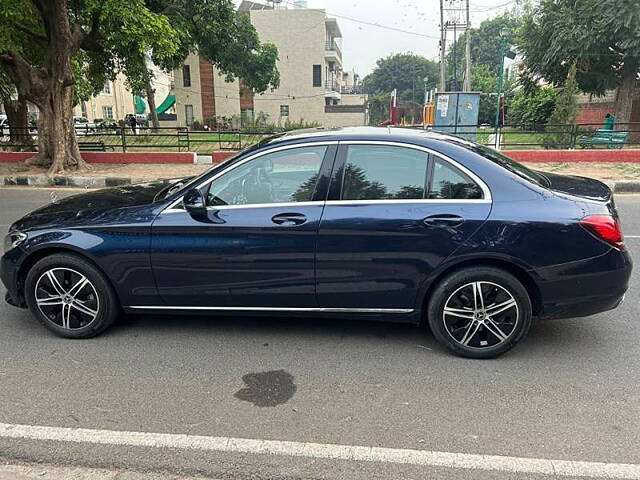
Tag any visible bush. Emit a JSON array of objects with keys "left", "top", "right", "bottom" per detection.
[
  {"left": 508, "top": 86, "right": 557, "bottom": 127},
  {"left": 280, "top": 118, "right": 321, "bottom": 131},
  {"left": 190, "top": 120, "right": 202, "bottom": 131}
]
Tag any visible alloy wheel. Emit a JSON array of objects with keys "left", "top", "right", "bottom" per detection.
[
  {"left": 34, "top": 267, "right": 100, "bottom": 330},
  {"left": 442, "top": 281, "right": 519, "bottom": 350}
]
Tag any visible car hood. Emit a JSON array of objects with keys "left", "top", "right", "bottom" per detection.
[
  {"left": 541, "top": 171, "right": 612, "bottom": 202},
  {"left": 11, "top": 181, "right": 172, "bottom": 231}
]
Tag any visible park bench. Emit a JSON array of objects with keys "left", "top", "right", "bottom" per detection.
[
  {"left": 577, "top": 129, "right": 628, "bottom": 149},
  {"left": 78, "top": 141, "right": 113, "bottom": 152}
]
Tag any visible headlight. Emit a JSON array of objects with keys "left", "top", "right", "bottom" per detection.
[{"left": 3, "top": 231, "right": 27, "bottom": 253}]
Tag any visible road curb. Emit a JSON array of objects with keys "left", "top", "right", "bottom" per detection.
[
  {"left": 3, "top": 174, "right": 640, "bottom": 193},
  {"left": 613, "top": 181, "right": 640, "bottom": 193},
  {"left": 1, "top": 175, "right": 173, "bottom": 188}
]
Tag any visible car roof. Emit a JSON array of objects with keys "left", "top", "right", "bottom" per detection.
[{"left": 265, "top": 126, "right": 477, "bottom": 150}]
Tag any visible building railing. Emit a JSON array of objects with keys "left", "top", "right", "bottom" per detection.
[
  {"left": 324, "top": 80, "right": 341, "bottom": 94},
  {"left": 341, "top": 85, "right": 365, "bottom": 95},
  {"left": 324, "top": 40, "right": 342, "bottom": 59}
]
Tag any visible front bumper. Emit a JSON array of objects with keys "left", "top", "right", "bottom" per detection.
[
  {"left": 535, "top": 248, "right": 632, "bottom": 320},
  {"left": 1, "top": 248, "right": 27, "bottom": 309}
]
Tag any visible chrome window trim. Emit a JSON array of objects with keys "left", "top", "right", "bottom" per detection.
[
  {"left": 162, "top": 200, "right": 324, "bottom": 214},
  {"left": 127, "top": 306, "right": 414, "bottom": 314},
  {"left": 324, "top": 199, "right": 491, "bottom": 205},
  {"left": 162, "top": 142, "right": 339, "bottom": 213},
  {"left": 338, "top": 140, "right": 492, "bottom": 203}
]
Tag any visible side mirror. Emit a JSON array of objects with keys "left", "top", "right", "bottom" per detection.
[{"left": 183, "top": 188, "right": 207, "bottom": 217}]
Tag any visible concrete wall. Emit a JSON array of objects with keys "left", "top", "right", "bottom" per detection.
[
  {"left": 249, "top": 9, "right": 328, "bottom": 125},
  {"left": 213, "top": 67, "right": 241, "bottom": 119},
  {"left": 174, "top": 53, "right": 203, "bottom": 126}
]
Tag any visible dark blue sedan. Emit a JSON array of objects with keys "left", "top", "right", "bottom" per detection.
[{"left": 1, "top": 127, "right": 632, "bottom": 357}]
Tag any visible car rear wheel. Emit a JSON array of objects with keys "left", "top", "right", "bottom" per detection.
[
  {"left": 427, "top": 266, "right": 532, "bottom": 358},
  {"left": 25, "top": 254, "right": 119, "bottom": 338}
]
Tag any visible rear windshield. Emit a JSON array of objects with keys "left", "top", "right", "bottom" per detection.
[{"left": 471, "top": 144, "right": 549, "bottom": 187}]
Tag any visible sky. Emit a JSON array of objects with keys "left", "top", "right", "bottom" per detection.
[{"left": 234, "top": 0, "right": 521, "bottom": 76}]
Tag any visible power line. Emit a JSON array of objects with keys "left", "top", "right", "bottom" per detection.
[{"left": 324, "top": 12, "right": 441, "bottom": 40}]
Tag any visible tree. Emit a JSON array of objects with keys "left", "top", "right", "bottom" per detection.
[
  {"left": 140, "top": 2, "right": 280, "bottom": 130},
  {"left": 543, "top": 64, "right": 579, "bottom": 149},
  {"left": 518, "top": 0, "right": 640, "bottom": 126},
  {"left": 508, "top": 85, "right": 557, "bottom": 127},
  {"left": 470, "top": 65, "right": 498, "bottom": 126},
  {"left": 0, "top": 70, "right": 33, "bottom": 151},
  {"left": 0, "top": 0, "right": 279, "bottom": 173},
  {"left": 364, "top": 54, "right": 438, "bottom": 103},
  {"left": 366, "top": 94, "right": 390, "bottom": 126}
]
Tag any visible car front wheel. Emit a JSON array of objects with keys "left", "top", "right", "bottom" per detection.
[
  {"left": 24, "top": 253, "right": 119, "bottom": 338},
  {"left": 427, "top": 266, "right": 532, "bottom": 358}
]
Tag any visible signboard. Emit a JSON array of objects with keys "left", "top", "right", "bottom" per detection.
[{"left": 437, "top": 95, "right": 449, "bottom": 118}]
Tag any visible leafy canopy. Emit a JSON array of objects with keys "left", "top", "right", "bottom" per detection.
[
  {"left": 364, "top": 53, "right": 438, "bottom": 103},
  {"left": 0, "top": 0, "right": 279, "bottom": 102},
  {"left": 518, "top": 0, "right": 640, "bottom": 95}
]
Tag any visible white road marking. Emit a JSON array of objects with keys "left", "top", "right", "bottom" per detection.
[
  {"left": 1, "top": 422, "right": 639, "bottom": 479},
  {"left": 625, "top": 235, "right": 640, "bottom": 239}
]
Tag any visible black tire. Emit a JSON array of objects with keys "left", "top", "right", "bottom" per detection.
[
  {"left": 24, "top": 253, "right": 120, "bottom": 338},
  {"left": 427, "top": 266, "right": 532, "bottom": 359}
]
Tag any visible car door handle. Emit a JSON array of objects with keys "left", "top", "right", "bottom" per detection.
[
  {"left": 271, "top": 213, "right": 307, "bottom": 226},
  {"left": 423, "top": 214, "right": 465, "bottom": 227}
]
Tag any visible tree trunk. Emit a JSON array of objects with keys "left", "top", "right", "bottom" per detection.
[
  {"left": 0, "top": 0, "right": 89, "bottom": 173},
  {"left": 146, "top": 82, "right": 159, "bottom": 130},
  {"left": 615, "top": 60, "right": 638, "bottom": 129},
  {"left": 3, "top": 95, "right": 33, "bottom": 151},
  {"left": 27, "top": 85, "right": 88, "bottom": 174}
]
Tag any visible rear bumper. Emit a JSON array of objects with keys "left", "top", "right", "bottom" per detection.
[{"left": 534, "top": 248, "right": 632, "bottom": 320}]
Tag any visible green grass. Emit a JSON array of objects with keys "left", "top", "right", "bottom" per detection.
[{"left": 73, "top": 130, "right": 271, "bottom": 153}]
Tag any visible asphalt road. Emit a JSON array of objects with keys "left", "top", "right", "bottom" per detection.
[{"left": 1, "top": 187, "right": 639, "bottom": 480}]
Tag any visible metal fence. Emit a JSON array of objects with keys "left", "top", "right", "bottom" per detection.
[
  {"left": 0, "top": 126, "right": 274, "bottom": 154},
  {"left": 2, "top": 123, "right": 640, "bottom": 154},
  {"left": 404, "top": 122, "right": 640, "bottom": 150}
]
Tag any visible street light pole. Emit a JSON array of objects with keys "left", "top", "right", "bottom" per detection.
[{"left": 494, "top": 26, "right": 510, "bottom": 149}]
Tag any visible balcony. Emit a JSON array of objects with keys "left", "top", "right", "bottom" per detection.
[
  {"left": 325, "top": 40, "right": 342, "bottom": 64},
  {"left": 324, "top": 80, "right": 342, "bottom": 100},
  {"left": 341, "top": 85, "right": 365, "bottom": 95}
]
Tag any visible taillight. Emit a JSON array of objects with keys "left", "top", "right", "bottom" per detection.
[{"left": 579, "top": 215, "right": 625, "bottom": 250}]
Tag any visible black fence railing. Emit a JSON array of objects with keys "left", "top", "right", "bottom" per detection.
[
  {"left": 2, "top": 123, "right": 640, "bottom": 154},
  {"left": 400, "top": 122, "right": 640, "bottom": 150},
  {"left": 0, "top": 126, "right": 275, "bottom": 154}
]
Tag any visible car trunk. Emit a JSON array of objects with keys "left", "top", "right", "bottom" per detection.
[{"left": 540, "top": 171, "right": 612, "bottom": 203}]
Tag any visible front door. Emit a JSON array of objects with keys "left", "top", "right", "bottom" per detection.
[
  {"left": 150, "top": 144, "right": 335, "bottom": 308},
  {"left": 316, "top": 143, "right": 492, "bottom": 311}
]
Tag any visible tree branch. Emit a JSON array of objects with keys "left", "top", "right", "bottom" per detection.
[
  {"left": 9, "top": 22, "right": 47, "bottom": 42},
  {"left": 78, "top": 9, "right": 103, "bottom": 52}
]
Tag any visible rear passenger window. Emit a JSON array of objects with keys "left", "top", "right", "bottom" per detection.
[
  {"left": 429, "top": 159, "right": 483, "bottom": 200},
  {"left": 341, "top": 145, "right": 429, "bottom": 200}
]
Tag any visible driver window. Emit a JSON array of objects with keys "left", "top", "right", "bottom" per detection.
[{"left": 206, "top": 146, "right": 327, "bottom": 207}]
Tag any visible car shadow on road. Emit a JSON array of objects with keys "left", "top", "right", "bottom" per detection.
[{"left": 106, "top": 311, "right": 609, "bottom": 360}]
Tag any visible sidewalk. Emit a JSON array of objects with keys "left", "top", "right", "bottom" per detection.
[
  {"left": 0, "top": 461, "right": 215, "bottom": 480},
  {"left": 1, "top": 162, "right": 640, "bottom": 192}
]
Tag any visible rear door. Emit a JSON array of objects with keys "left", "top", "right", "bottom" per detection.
[{"left": 315, "top": 142, "right": 492, "bottom": 312}]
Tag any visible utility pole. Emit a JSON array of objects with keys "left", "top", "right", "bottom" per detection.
[
  {"left": 439, "top": 0, "right": 446, "bottom": 91},
  {"left": 440, "top": 0, "right": 471, "bottom": 92},
  {"left": 463, "top": 0, "right": 472, "bottom": 91}
]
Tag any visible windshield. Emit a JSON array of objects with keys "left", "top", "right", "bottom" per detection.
[{"left": 470, "top": 144, "right": 549, "bottom": 187}]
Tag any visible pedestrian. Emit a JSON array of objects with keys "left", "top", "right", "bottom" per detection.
[{"left": 129, "top": 115, "right": 137, "bottom": 135}]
